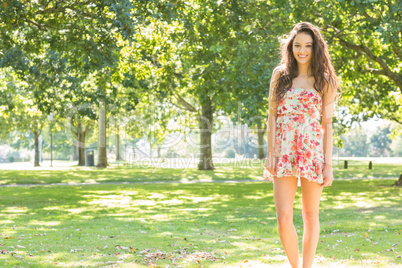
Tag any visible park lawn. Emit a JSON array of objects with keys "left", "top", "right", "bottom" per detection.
[
  {"left": 0, "top": 160, "right": 399, "bottom": 185},
  {"left": 0, "top": 179, "right": 401, "bottom": 267}
]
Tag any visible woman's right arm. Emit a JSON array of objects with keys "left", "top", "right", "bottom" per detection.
[{"left": 265, "top": 68, "right": 280, "bottom": 171}]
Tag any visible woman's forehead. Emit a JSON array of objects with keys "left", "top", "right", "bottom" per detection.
[{"left": 294, "top": 33, "right": 313, "bottom": 43}]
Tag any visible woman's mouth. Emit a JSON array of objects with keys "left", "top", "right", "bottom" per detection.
[{"left": 299, "top": 55, "right": 307, "bottom": 58}]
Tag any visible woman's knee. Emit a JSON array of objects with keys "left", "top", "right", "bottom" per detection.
[
  {"left": 302, "top": 211, "right": 319, "bottom": 225},
  {"left": 276, "top": 211, "right": 293, "bottom": 226}
]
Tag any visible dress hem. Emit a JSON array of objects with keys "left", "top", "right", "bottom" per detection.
[{"left": 263, "top": 168, "right": 323, "bottom": 184}]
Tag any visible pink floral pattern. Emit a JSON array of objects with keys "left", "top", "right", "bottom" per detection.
[{"left": 263, "top": 87, "right": 325, "bottom": 184}]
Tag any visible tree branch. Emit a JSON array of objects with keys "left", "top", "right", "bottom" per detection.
[
  {"left": 359, "top": 67, "right": 387, "bottom": 76},
  {"left": 36, "top": 5, "right": 96, "bottom": 19},
  {"left": 172, "top": 91, "right": 197, "bottom": 112},
  {"left": 168, "top": 99, "right": 190, "bottom": 111},
  {"left": 35, "top": 1, "right": 94, "bottom": 16},
  {"left": 16, "top": 1, "right": 97, "bottom": 31},
  {"left": 387, "top": 0, "right": 394, "bottom": 20},
  {"left": 70, "top": 117, "right": 78, "bottom": 136},
  {"left": 328, "top": 25, "right": 402, "bottom": 89},
  {"left": 392, "top": 46, "right": 402, "bottom": 59},
  {"left": 23, "top": 19, "right": 48, "bottom": 30},
  {"left": 388, "top": 115, "right": 402, "bottom": 125},
  {"left": 84, "top": 122, "right": 93, "bottom": 134}
]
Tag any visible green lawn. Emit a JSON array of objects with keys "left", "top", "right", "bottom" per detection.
[
  {"left": 0, "top": 178, "right": 401, "bottom": 267},
  {"left": 0, "top": 159, "right": 399, "bottom": 185}
]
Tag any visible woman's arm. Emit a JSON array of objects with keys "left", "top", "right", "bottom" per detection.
[
  {"left": 266, "top": 68, "right": 280, "bottom": 157},
  {"left": 321, "top": 79, "right": 338, "bottom": 167}
]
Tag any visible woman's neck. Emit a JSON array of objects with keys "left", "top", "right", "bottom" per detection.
[{"left": 297, "top": 64, "right": 312, "bottom": 77}]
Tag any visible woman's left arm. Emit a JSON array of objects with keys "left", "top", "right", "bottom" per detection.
[{"left": 320, "top": 80, "right": 338, "bottom": 187}]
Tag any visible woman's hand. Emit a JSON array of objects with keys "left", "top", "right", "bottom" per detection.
[
  {"left": 264, "top": 152, "right": 277, "bottom": 176},
  {"left": 320, "top": 163, "right": 333, "bottom": 187}
]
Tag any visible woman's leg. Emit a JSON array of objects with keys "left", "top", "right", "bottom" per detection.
[
  {"left": 273, "top": 176, "right": 300, "bottom": 268},
  {"left": 300, "top": 177, "right": 324, "bottom": 268}
]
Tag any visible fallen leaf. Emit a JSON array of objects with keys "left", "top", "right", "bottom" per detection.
[{"left": 364, "top": 232, "right": 369, "bottom": 237}]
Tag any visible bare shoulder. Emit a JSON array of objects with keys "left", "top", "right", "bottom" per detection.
[
  {"left": 270, "top": 66, "right": 283, "bottom": 89},
  {"left": 272, "top": 66, "right": 282, "bottom": 81}
]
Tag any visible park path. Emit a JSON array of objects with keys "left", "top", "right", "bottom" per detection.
[
  {"left": 0, "top": 176, "right": 397, "bottom": 188},
  {"left": 0, "top": 179, "right": 260, "bottom": 188}
]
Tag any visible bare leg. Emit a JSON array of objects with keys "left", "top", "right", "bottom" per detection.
[
  {"left": 273, "top": 176, "right": 301, "bottom": 268},
  {"left": 300, "top": 177, "right": 324, "bottom": 268}
]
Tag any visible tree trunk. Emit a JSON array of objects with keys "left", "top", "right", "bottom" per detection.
[
  {"left": 72, "top": 144, "right": 79, "bottom": 161},
  {"left": 116, "top": 118, "right": 122, "bottom": 161},
  {"left": 116, "top": 132, "right": 122, "bottom": 160},
  {"left": 33, "top": 131, "right": 40, "bottom": 167},
  {"left": 197, "top": 94, "right": 215, "bottom": 170},
  {"left": 98, "top": 102, "right": 108, "bottom": 167},
  {"left": 73, "top": 119, "right": 92, "bottom": 166},
  {"left": 257, "top": 121, "right": 266, "bottom": 159},
  {"left": 77, "top": 121, "right": 83, "bottom": 166},
  {"left": 245, "top": 126, "right": 249, "bottom": 157},
  {"left": 393, "top": 174, "right": 402, "bottom": 186},
  {"left": 240, "top": 124, "right": 245, "bottom": 155},
  {"left": 78, "top": 132, "right": 87, "bottom": 166}
]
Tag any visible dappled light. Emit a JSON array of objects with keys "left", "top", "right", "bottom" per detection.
[
  {"left": 0, "top": 177, "right": 401, "bottom": 266},
  {"left": 0, "top": 159, "right": 400, "bottom": 188},
  {"left": 0, "top": 0, "right": 401, "bottom": 265}
]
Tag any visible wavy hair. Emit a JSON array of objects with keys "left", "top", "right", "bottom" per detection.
[{"left": 273, "top": 22, "right": 342, "bottom": 105}]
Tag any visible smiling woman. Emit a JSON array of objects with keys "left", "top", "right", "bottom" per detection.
[
  {"left": 263, "top": 21, "right": 343, "bottom": 268},
  {"left": 293, "top": 34, "right": 313, "bottom": 63}
]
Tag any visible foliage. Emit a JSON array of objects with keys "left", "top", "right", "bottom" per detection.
[
  {"left": 368, "top": 124, "right": 392, "bottom": 157},
  {"left": 300, "top": 0, "right": 401, "bottom": 124}
]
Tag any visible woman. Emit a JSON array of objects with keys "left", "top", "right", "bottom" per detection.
[{"left": 263, "top": 22, "right": 342, "bottom": 268}]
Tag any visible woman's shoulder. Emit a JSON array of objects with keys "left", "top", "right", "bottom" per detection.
[
  {"left": 273, "top": 65, "right": 286, "bottom": 75},
  {"left": 272, "top": 65, "right": 286, "bottom": 82}
]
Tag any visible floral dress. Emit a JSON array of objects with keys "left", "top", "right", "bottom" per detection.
[{"left": 263, "top": 87, "right": 325, "bottom": 184}]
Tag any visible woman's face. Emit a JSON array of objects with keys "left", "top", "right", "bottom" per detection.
[{"left": 292, "top": 32, "right": 313, "bottom": 65}]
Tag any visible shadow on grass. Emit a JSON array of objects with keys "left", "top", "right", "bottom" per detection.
[{"left": 0, "top": 179, "right": 401, "bottom": 267}]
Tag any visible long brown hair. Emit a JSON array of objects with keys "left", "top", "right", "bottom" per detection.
[{"left": 273, "top": 22, "right": 342, "bottom": 105}]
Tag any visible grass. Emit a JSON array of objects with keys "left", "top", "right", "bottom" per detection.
[
  {"left": 0, "top": 159, "right": 400, "bottom": 185},
  {"left": 0, "top": 178, "right": 401, "bottom": 267}
]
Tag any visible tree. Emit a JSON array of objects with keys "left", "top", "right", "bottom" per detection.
[
  {"left": 368, "top": 124, "right": 392, "bottom": 157},
  {"left": 222, "top": 1, "right": 293, "bottom": 159},
  {"left": 340, "top": 126, "right": 369, "bottom": 157},
  {"left": 389, "top": 122, "right": 402, "bottom": 156},
  {"left": 295, "top": 0, "right": 401, "bottom": 125},
  {"left": 0, "top": 67, "right": 48, "bottom": 166},
  {"left": 10, "top": 97, "right": 47, "bottom": 167},
  {"left": 142, "top": 1, "right": 261, "bottom": 169},
  {"left": 1, "top": 0, "right": 137, "bottom": 168}
]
